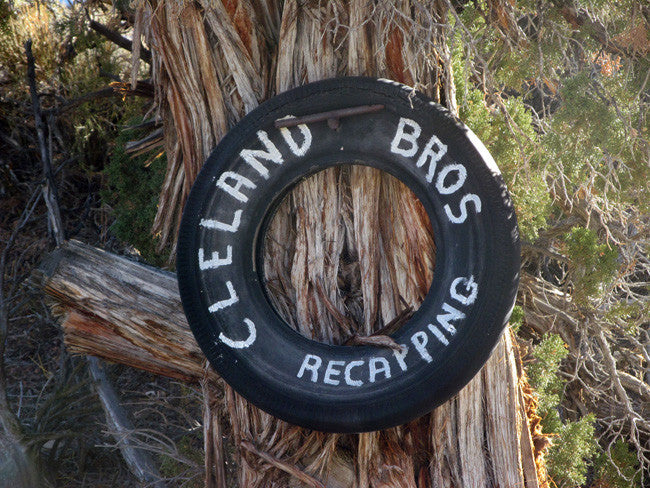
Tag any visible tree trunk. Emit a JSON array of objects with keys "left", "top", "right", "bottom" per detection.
[
  {"left": 39, "top": 240, "right": 544, "bottom": 487},
  {"left": 56, "top": 1, "right": 547, "bottom": 486}
]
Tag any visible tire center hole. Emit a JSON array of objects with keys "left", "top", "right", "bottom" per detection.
[{"left": 262, "top": 164, "right": 436, "bottom": 346}]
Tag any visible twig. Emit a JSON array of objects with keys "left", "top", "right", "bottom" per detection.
[
  {"left": 54, "top": 87, "right": 119, "bottom": 114},
  {"left": 46, "top": 83, "right": 154, "bottom": 117},
  {"left": 344, "top": 334, "right": 403, "bottom": 351},
  {"left": 595, "top": 329, "right": 641, "bottom": 422}
]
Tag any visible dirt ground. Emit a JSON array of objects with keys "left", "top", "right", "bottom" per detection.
[{"left": 1, "top": 151, "right": 206, "bottom": 487}]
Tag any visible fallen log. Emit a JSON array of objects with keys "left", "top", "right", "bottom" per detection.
[
  {"left": 36, "top": 241, "right": 204, "bottom": 383},
  {"left": 37, "top": 240, "right": 546, "bottom": 488}
]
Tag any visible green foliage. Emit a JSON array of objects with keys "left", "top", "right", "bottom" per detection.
[
  {"left": 595, "top": 440, "right": 641, "bottom": 488},
  {"left": 528, "top": 335, "right": 599, "bottom": 486},
  {"left": 0, "top": 0, "right": 146, "bottom": 171},
  {"left": 509, "top": 305, "right": 524, "bottom": 333},
  {"left": 102, "top": 123, "right": 169, "bottom": 267},
  {"left": 547, "top": 414, "right": 598, "bottom": 488},
  {"left": 0, "top": 0, "right": 13, "bottom": 32},
  {"left": 0, "top": 0, "right": 160, "bottom": 261},
  {"left": 563, "top": 227, "right": 618, "bottom": 302},
  {"left": 452, "top": 6, "right": 648, "bottom": 481},
  {"left": 541, "top": 63, "right": 649, "bottom": 202},
  {"left": 456, "top": 0, "right": 650, "bottom": 233},
  {"left": 527, "top": 334, "right": 568, "bottom": 432},
  {"left": 604, "top": 301, "right": 650, "bottom": 336},
  {"left": 452, "top": 49, "right": 551, "bottom": 241}
]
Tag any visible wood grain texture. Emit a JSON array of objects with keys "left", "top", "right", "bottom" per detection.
[{"left": 37, "top": 241, "right": 204, "bottom": 382}]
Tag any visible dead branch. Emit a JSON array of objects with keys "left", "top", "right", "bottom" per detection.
[
  {"left": 55, "top": 87, "right": 120, "bottom": 113},
  {"left": 25, "top": 39, "right": 64, "bottom": 246},
  {"left": 37, "top": 241, "right": 177, "bottom": 484},
  {"left": 89, "top": 20, "right": 152, "bottom": 64},
  {"left": 550, "top": 0, "right": 632, "bottom": 56},
  {"left": 87, "top": 356, "right": 167, "bottom": 487},
  {"left": 35, "top": 240, "right": 204, "bottom": 383},
  {"left": 28, "top": 38, "right": 165, "bottom": 480}
]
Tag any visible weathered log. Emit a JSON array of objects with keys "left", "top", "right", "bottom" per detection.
[
  {"left": 39, "top": 240, "right": 545, "bottom": 488},
  {"left": 37, "top": 241, "right": 203, "bottom": 383}
]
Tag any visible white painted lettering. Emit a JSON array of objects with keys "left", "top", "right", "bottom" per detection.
[
  {"left": 435, "top": 163, "right": 467, "bottom": 195},
  {"left": 411, "top": 331, "right": 433, "bottom": 363},
  {"left": 240, "top": 130, "right": 283, "bottom": 179},
  {"left": 198, "top": 246, "right": 233, "bottom": 270},
  {"left": 416, "top": 134, "right": 448, "bottom": 183},
  {"left": 444, "top": 194, "right": 482, "bottom": 224},
  {"left": 428, "top": 324, "right": 449, "bottom": 346},
  {"left": 344, "top": 361, "right": 364, "bottom": 387},
  {"left": 393, "top": 345, "right": 409, "bottom": 371},
  {"left": 390, "top": 118, "right": 421, "bottom": 157},
  {"left": 450, "top": 276, "right": 478, "bottom": 305},
  {"left": 200, "top": 209, "right": 242, "bottom": 233},
  {"left": 208, "top": 281, "right": 239, "bottom": 312},
  {"left": 216, "top": 171, "right": 256, "bottom": 203},
  {"left": 219, "top": 318, "right": 256, "bottom": 349},
  {"left": 369, "top": 357, "right": 391, "bottom": 382},
  {"left": 324, "top": 360, "right": 345, "bottom": 385},
  {"left": 280, "top": 123, "right": 312, "bottom": 156},
  {"left": 436, "top": 303, "right": 465, "bottom": 335},
  {"left": 297, "top": 354, "right": 322, "bottom": 382}
]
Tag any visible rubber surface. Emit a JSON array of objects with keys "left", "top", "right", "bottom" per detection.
[{"left": 176, "top": 77, "right": 520, "bottom": 433}]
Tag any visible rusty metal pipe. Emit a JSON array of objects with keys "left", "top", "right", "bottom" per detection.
[{"left": 274, "top": 104, "right": 385, "bottom": 128}]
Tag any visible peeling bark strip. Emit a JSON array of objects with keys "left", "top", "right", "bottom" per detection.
[
  {"left": 40, "top": 240, "right": 542, "bottom": 488},
  {"left": 137, "top": 0, "right": 459, "bottom": 253}
]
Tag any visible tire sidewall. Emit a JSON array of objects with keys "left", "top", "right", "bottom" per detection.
[{"left": 177, "top": 77, "right": 520, "bottom": 433}]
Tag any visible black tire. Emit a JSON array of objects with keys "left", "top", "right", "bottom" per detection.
[{"left": 177, "top": 77, "right": 520, "bottom": 433}]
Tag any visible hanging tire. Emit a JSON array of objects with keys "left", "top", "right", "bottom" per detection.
[{"left": 176, "top": 77, "right": 520, "bottom": 433}]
